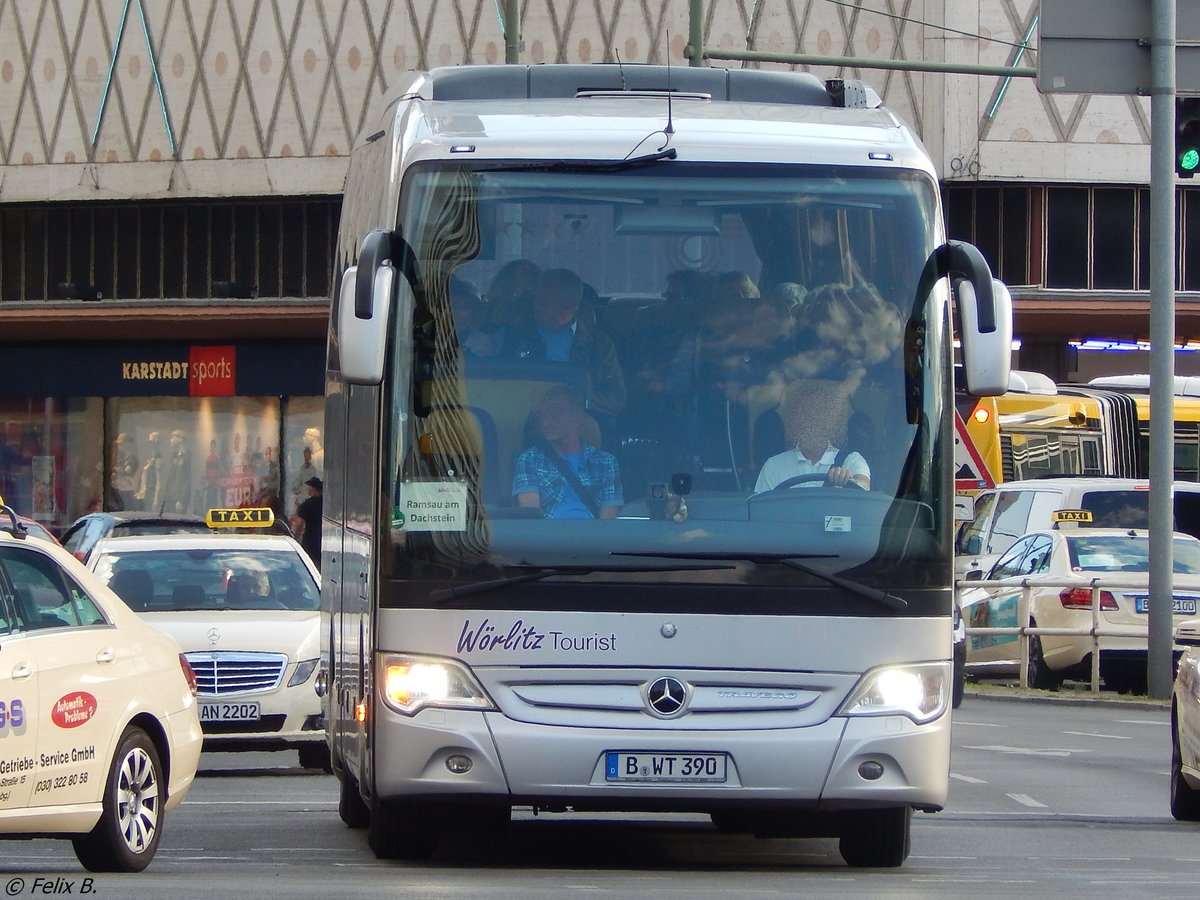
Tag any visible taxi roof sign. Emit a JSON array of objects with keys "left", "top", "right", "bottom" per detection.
[
  {"left": 205, "top": 507, "right": 275, "bottom": 528},
  {"left": 1052, "top": 509, "right": 1093, "bottom": 524}
]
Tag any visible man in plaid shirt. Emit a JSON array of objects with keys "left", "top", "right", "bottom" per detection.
[{"left": 513, "top": 385, "right": 623, "bottom": 519}]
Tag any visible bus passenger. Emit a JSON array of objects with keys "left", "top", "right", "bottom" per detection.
[
  {"left": 513, "top": 385, "right": 623, "bottom": 519},
  {"left": 484, "top": 258, "right": 541, "bottom": 327},
  {"left": 754, "top": 379, "right": 870, "bottom": 493},
  {"left": 499, "top": 268, "right": 626, "bottom": 416}
]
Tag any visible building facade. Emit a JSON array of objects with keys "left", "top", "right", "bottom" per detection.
[{"left": 0, "top": 0, "right": 1194, "bottom": 530}]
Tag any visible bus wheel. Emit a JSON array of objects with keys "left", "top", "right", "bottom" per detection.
[
  {"left": 337, "top": 765, "right": 370, "bottom": 829},
  {"left": 838, "top": 807, "right": 911, "bottom": 868},
  {"left": 368, "top": 799, "right": 438, "bottom": 860}
]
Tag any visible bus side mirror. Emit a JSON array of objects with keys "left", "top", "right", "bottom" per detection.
[
  {"left": 337, "top": 230, "right": 414, "bottom": 385},
  {"left": 956, "top": 275, "right": 1012, "bottom": 397}
]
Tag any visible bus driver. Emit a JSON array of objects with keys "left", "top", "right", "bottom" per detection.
[{"left": 754, "top": 378, "right": 870, "bottom": 493}]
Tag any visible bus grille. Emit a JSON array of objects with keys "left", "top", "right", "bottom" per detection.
[{"left": 186, "top": 652, "right": 287, "bottom": 696}]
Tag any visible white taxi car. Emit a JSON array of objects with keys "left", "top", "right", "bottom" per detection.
[
  {"left": 0, "top": 499, "right": 202, "bottom": 871},
  {"left": 87, "top": 510, "right": 327, "bottom": 769},
  {"left": 960, "top": 527, "right": 1200, "bottom": 693}
]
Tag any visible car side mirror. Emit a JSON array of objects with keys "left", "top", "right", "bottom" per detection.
[{"left": 964, "top": 569, "right": 984, "bottom": 582}]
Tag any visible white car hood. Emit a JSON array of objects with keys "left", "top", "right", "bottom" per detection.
[{"left": 140, "top": 610, "right": 319, "bottom": 659}]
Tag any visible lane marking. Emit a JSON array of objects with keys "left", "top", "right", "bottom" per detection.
[
  {"left": 182, "top": 800, "right": 339, "bottom": 806},
  {"left": 1006, "top": 793, "right": 1048, "bottom": 808},
  {"left": 1062, "top": 731, "right": 1131, "bottom": 740},
  {"left": 950, "top": 772, "right": 988, "bottom": 784},
  {"left": 949, "top": 720, "right": 1003, "bottom": 727},
  {"left": 963, "top": 744, "right": 1082, "bottom": 757}
]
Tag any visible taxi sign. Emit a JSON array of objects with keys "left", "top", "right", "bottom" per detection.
[
  {"left": 1052, "top": 509, "right": 1093, "bottom": 524},
  {"left": 205, "top": 507, "right": 275, "bottom": 528}
]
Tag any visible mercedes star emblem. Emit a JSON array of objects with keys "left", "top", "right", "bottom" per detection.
[
  {"left": 207, "top": 626, "right": 221, "bottom": 646},
  {"left": 647, "top": 676, "right": 688, "bottom": 717}
]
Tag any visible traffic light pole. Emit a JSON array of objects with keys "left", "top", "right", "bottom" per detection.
[{"left": 1148, "top": 0, "right": 1177, "bottom": 700}]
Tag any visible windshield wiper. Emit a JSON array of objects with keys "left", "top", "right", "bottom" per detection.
[
  {"left": 428, "top": 562, "right": 733, "bottom": 605},
  {"left": 611, "top": 551, "right": 908, "bottom": 611},
  {"left": 481, "top": 148, "right": 677, "bottom": 175}
]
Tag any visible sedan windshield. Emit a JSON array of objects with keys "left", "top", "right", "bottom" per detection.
[
  {"left": 1068, "top": 535, "right": 1200, "bottom": 574},
  {"left": 95, "top": 548, "right": 320, "bottom": 612}
]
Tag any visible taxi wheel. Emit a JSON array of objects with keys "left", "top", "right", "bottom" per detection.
[
  {"left": 1171, "top": 706, "right": 1200, "bottom": 821},
  {"left": 838, "top": 806, "right": 911, "bottom": 868},
  {"left": 298, "top": 743, "right": 333, "bottom": 773},
  {"left": 368, "top": 799, "right": 438, "bottom": 860},
  {"left": 72, "top": 727, "right": 165, "bottom": 873},
  {"left": 1027, "top": 626, "right": 1061, "bottom": 691}
]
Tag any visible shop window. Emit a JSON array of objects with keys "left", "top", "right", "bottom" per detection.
[
  {"left": 0, "top": 398, "right": 104, "bottom": 533},
  {"left": 107, "top": 397, "right": 283, "bottom": 516},
  {"left": 282, "top": 397, "right": 324, "bottom": 521}
]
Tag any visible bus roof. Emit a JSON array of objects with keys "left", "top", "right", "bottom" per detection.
[
  {"left": 1089, "top": 374, "right": 1200, "bottom": 397},
  {"left": 373, "top": 65, "right": 930, "bottom": 174}
]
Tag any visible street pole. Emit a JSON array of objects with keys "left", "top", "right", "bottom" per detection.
[
  {"left": 1148, "top": 0, "right": 1177, "bottom": 699},
  {"left": 687, "top": 0, "right": 704, "bottom": 66},
  {"left": 504, "top": 0, "right": 520, "bottom": 64}
]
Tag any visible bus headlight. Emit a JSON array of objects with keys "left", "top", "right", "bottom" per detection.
[
  {"left": 836, "top": 662, "right": 949, "bottom": 725},
  {"left": 377, "top": 654, "right": 496, "bottom": 716}
]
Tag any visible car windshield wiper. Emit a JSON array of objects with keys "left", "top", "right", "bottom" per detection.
[
  {"left": 428, "top": 561, "right": 732, "bottom": 605},
  {"left": 611, "top": 551, "right": 908, "bottom": 611}
]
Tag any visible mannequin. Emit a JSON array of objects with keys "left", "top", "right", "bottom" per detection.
[
  {"left": 111, "top": 432, "right": 140, "bottom": 510},
  {"left": 136, "top": 431, "right": 162, "bottom": 512},
  {"left": 303, "top": 427, "right": 324, "bottom": 471},
  {"left": 159, "top": 428, "right": 193, "bottom": 514}
]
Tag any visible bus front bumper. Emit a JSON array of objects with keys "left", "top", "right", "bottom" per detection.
[{"left": 371, "top": 707, "right": 950, "bottom": 811}]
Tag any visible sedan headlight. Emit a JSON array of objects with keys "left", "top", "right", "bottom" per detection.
[
  {"left": 836, "top": 662, "right": 949, "bottom": 725},
  {"left": 377, "top": 653, "right": 495, "bottom": 716},
  {"left": 288, "top": 658, "right": 320, "bottom": 687}
]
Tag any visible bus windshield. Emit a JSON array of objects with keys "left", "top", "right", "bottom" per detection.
[{"left": 382, "top": 161, "right": 949, "bottom": 614}]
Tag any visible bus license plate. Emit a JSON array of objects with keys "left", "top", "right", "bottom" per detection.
[
  {"left": 605, "top": 752, "right": 727, "bottom": 783},
  {"left": 199, "top": 702, "right": 260, "bottom": 722},
  {"left": 1134, "top": 597, "right": 1198, "bottom": 615}
]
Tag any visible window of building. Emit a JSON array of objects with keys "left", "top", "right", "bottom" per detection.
[
  {"left": 0, "top": 198, "right": 339, "bottom": 303},
  {"left": 945, "top": 183, "right": 1200, "bottom": 292}
]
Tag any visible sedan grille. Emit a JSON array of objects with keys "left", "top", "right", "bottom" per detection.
[{"left": 186, "top": 652, "right": 287, "bottom": 696}]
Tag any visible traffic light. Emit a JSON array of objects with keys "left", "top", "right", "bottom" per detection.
[{"left": 1177, "top": 97, "right": 1200, "bottom": 178}]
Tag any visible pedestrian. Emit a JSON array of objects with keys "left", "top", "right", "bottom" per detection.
[{"left": 295, "top": 476, "right": 323, "bottom": 569}]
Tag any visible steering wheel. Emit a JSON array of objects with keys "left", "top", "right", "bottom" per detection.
[{"left": 769, "top": 472, "right": 868, "bottom": 492}]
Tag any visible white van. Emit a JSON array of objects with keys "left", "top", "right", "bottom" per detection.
[{"left": 954, "top": 477, "right": 1200, "bottom": 579}]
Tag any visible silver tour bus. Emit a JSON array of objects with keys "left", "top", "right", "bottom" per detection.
[{"left": 320, "top": 64, "right": 1011, "bottom": 867}]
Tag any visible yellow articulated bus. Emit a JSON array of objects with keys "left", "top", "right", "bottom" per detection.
[
  {"left": 956, "top": 371, "right": 1140, "bottom": 489},
  {"left": 1089, "top": 375, "right": 1200, "bottom": 482}
]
